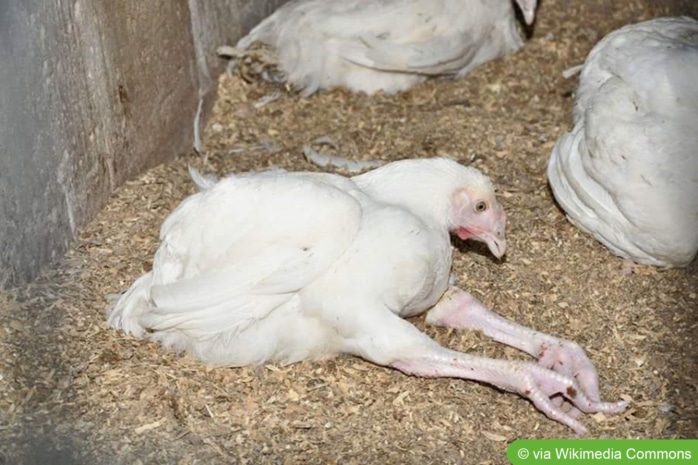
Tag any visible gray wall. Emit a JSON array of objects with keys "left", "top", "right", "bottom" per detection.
[{"left": 0, "top": 0, "right": 286, "bottom": 288}]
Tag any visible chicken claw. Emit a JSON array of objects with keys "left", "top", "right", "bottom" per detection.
[{"left": 424, "top": 287, "right": 626, "bottom": 429}]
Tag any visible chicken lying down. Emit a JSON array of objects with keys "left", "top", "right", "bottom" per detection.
[
  {"left": 548, "top": 17, "right": 698, "bottom": 267},
  {"left": 108, "top": 158, "right": 627, "bottom": 434},
  {"left": 225, "top": 0, "right": 538, "bottom": 96}
]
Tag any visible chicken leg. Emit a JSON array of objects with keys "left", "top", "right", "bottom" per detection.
[
  {"left": 344, "top": 305, "right": 628, "bottom": 434},
  {"left": 425, "top": 288, "right": 603, "bottom": 402}
]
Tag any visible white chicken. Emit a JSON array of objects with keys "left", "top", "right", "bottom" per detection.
[
  {"left": 108, "top": 158, "right": 627, "bottom": 434},
  {"left": 227, "top": 0, "right": 538, "bottom": 95},
  {"left": 548, "top": 17, "right": 698, "bottom": 267}
]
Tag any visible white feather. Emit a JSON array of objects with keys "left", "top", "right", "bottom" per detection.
[
  {"left": 302, "top": 145, "right": 383, "bottom": 173},
  {"left": 107, "top": 158, "right": 495, "bottom": 366},
  {"left": 548, "top": 17, "right": 698, "bottom": 267},
  {"left": 233, "top": 0, "right": 537, "bottom": 95},
  {"left": 188, "top": 165, "right": 218, "bottom": 191}
]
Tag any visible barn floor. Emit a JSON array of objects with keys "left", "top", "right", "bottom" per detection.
[{"left": 1, "top": 1, "right": 696, "bottom": 464}]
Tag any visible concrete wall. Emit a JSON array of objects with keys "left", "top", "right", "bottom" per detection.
[{"left": 0, "top": 0, "right": 286, "bottom": 288}]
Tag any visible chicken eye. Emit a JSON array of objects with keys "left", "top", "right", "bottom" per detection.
[{"left": 475, "top": 201, "right": 488, "bottom": 212}]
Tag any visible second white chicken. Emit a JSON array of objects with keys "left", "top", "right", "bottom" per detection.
[
  {"left": 230, "top": 0, "right": 537, "bottom": 95},
  {"left": 548, "top": 17, "right": 698, "bottom": 267}
]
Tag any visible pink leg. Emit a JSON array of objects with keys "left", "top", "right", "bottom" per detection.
[
  {"left": 391, "top": 349, "right": 626, "bottom": 435},
  {"left": 343, "top": 310, "right": 627, "bottom": 435},
  {"left": 425, "top": 288, "right": 603, "bottom": 402}
]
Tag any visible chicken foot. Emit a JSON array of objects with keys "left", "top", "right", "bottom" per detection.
[
  {"left": 418, "top": 287, "right": 627, "bottom": 429},
  {"left": 346, "top": 304, "right": 627, "bottom": 434},
  {"left": 425, "top": 288, "right": 604, "bottom": 400},
  {"left": 390, "top": 345, "right": 625, "bottom": 434}
]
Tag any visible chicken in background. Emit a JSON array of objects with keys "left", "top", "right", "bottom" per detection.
[
  {"left": 548, "top": 17, "right": 698, "bottom": 267},
  {"left": 108, "top": 158, "right": 627, "bottom": 434},
  {"left": 219, "top": 0, "right": 537, "bottom": 96}
]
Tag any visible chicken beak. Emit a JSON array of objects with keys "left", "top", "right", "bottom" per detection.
[
  {"left": 455, "top": 216, "right": 507, "bottom": 259},
  {"left": 475, "top": 207, "right": 507, "bottom": 259},
  {"left": 484, "top": 234, "right": 506, "bottom": 259},
  {"left": 485, "top": 206, "right": 507, "bottom": 258},
  {"left": 455, "top": 227, "right": 506, "bottom": 259},
  {"left": 516, "top": 0, "right": 537, "bottom": 25},
  {"left": 523, "top": 9, "right": 535, "bottom": 25}
]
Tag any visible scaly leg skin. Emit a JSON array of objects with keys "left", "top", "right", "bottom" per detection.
[
  {"left": 345, "top": 309, "right": 627, "bottom": 434},
  {"left": 424, "top": 287, "right": 616, "bottom": 417},
  {"left": 390, "top": 349, "right": 627, "bottom": 435}
]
